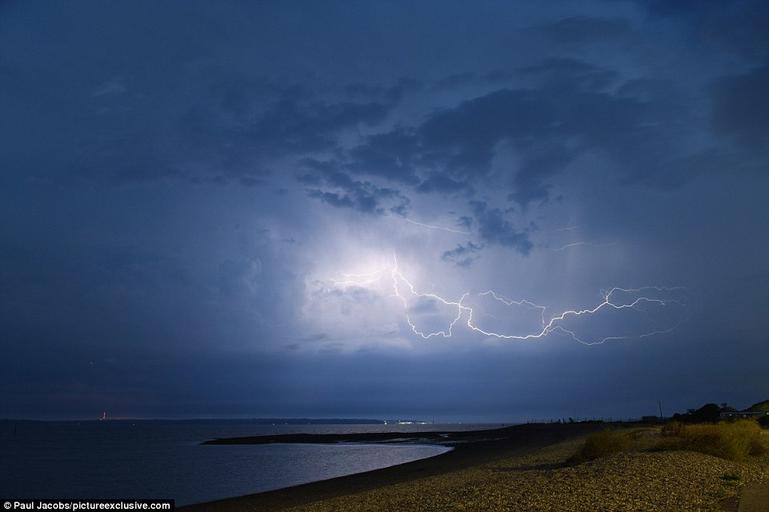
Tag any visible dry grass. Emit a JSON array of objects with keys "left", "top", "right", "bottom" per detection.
[
  {"left": 569, "top": 428, "right": 633, "bottom": 463},
  {"left": 659, "top": 420, "right": 764, "bottom": 462},
  {"left": 570, "top": 421, "right": 765, "bottom": 465},
  {"left": 661, "top": 420, "right": 685, "bottom": 437}
]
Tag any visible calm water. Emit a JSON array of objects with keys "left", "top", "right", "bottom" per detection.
[{"left": 0, "top": 421, "right": 498, "bottom": 505}]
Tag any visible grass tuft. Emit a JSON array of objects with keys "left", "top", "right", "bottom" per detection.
[{"left": 570, "top": 429, "right": 632, "bottom": 464}]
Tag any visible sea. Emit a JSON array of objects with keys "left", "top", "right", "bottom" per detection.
[{"left": 0, "top": 420, "right": 498, "bottom": 506}]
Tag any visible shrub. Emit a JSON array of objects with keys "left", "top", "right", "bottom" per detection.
[
  {"left": 660, "top": 420, "right": 763, "bottom": 461},
  {"left": 749, "top": 437, "right": 766, "bottom": 456},
  {"left": 571, "top": 429, "right": 632, "bottom": 463},
  {"left": 687, "top": 403, "right": 722, "bottom": 423},
  {"left": 661, "top": 420, "right": 684, "bottom": 437}
]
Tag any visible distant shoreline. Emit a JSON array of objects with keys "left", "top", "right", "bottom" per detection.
[
  {"left": 201, "top": 423, "right": 534, "bottom": 446},
  {"left": 183, "top": 422, "right": 602, "bottom": 511},
  {"left": 0, "top": 418, "right": 414, "bottom": 424}
]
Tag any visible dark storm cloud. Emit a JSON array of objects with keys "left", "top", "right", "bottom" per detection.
[
  {"left": 300, "top": 158, "right": 410, "bottom": 215},
  {"left": 441, "top": 242, "right": 484, "bottom": 268},
  {"left": 347, "top": 128, "right": 423, "bottom": 185},
  {"left": 517, "top": 57, "right": 618, "bottom": 90},
  {"left": 225, "top": 96, "right": 391, "bottom": 156},
  {"left": 431, "top": 72, "right": 478, "bottom": 90},
  {"left": 344, "top": 58, "right": 693, "bottom": 207},
  {"left": 416, "top": 173, "right": 469, "bottom": 194},
  {"left": 640, "top": 0, "right": 769, "bottom": 60},
  {"left": 344, "top": 78, "right": 423, "bottom": 102},
  {"left": 1, "top": 0, "right": 412, "bottom": 189},
  {"left": 307, "top": 187, "right": 407, "bottom": 216},
  {"left": 470, "top": 201, "right": 532, "bottom": 254},
  {"left": 539, "top": 16, "right": 636, "bottom": 44},
  {"left": 81, "top": 86, "right": 400, "bottom": 185},
  {"left": 711, "top": 66, "right": 769, "bottom": 150}
]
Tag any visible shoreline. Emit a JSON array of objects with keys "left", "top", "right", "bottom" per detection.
[{"left": 182, "top": 422, "right": 601, "bottom": 511}]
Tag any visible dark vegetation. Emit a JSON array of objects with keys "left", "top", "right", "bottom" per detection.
[
  {"left": 673, "top": 403, "right": 723, "bottom": 423},
  {"left": 672, "top": 400, "right": 769, "bottom": 427},
  {"left": 747, "top": 400, "right": 769, "bottom": 413},
  {"left": 748, "top": 400, "right": 769, "bottom": 428},
  {"left": 570, "top": 398, "right": 769, "bottom": 464},
  {"left": 659, "top": 420, "right": 765, "bottom": 461},
  {"left": 572, "top": 420, "right": 766, "bottom": 464},
  {"left": 568, "top": 429, "right": 633, "bottom": 464}
]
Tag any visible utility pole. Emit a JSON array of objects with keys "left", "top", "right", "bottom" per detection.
[{"left": 658, "top": 400, "right": 664, "bottom": 419}]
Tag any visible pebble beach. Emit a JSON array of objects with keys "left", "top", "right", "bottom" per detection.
[{"left": 184, "top": 424, "right": 769, "bottom": 511}]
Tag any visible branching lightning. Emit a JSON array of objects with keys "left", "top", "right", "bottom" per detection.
[{"left": 328, "top": 256, "right": 687, "bottom": 346}]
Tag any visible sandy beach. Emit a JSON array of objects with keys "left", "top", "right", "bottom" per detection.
[{"left": 182, "top": 423, "right": 769, "bottom": 511}]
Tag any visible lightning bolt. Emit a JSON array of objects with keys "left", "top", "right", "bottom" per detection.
[
  {"left": 328, "top": 256, "right": 687, "bottom": 346},
  {"left": 552, "top": 241, "right": 617, "bottom": 251},
  {"left": 403, "top": 217, "right": 471, "bottom": 235},
  {"left": 465, "top": 286, "right": 686, "bottom": 345},
  {"left": 390, "top": 257, "right": 468, "bottom": 339}
]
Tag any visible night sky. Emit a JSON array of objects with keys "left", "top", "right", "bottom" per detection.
[{"left": 2, "top": 1, "right": 768, "bottom": 421}]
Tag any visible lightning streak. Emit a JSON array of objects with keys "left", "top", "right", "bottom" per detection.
[
  {"left": 392, "top": 270, "right": 468, "bottom": 338},
  {"left": 465, "top": 287, "right": 686, "bottom": 345},
  {"left": 329, "top": 257, "right": 687, "bottom": 346},
  {"left": 552, "top": 241, "right": 617, "bottom": 251},
  {"left": 403, "top": 218, "right": 471, "bottom": 235}
]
